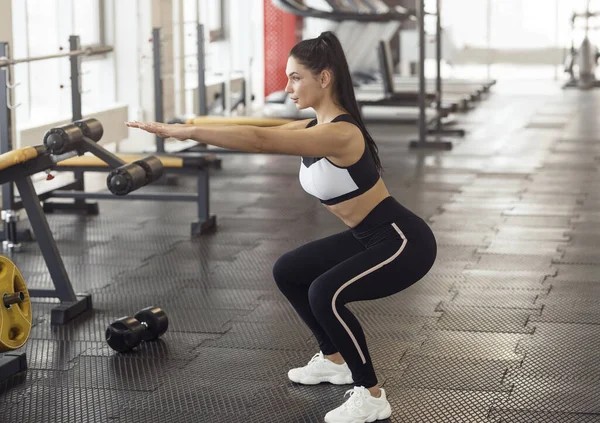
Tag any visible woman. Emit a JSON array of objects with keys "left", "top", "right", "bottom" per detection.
[{"left": 127, "top": 31, "right": 437, "bottom": 423}]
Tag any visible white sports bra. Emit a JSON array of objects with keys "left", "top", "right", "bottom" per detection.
[{"left": 299, "top": 114, "right": 380, "bottom": 206}]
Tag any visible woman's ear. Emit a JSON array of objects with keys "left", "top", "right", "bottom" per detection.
[{"left": 320, "top": 69, "right": 333, "bottom": 88}]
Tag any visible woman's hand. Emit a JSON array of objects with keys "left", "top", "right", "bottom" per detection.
[{"left": 125, "top": 121, "right": 192, "bottom": 141}]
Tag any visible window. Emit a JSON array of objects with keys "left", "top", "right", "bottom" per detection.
[
  {"left": 10, "top": 0, "right": 109, "bottom": 126},
  {"left": 199, "top": 0, "right": 225, "bottom": 42},
  {"left": 178, "top": 0, "right": 229, "bottom": 116},
  {"left": 437, "top": 0, "right": 593, "bottom": 79},
  {"left": 73, "top": 0, "right": 103, "bottom": 46}
]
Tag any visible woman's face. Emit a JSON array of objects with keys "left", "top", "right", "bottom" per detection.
[{"left": 284, "top": 56, "right": 325, "bottom": 109}]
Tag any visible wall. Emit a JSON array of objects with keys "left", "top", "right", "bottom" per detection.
[
  {"left": 104, "top": 0, "right": 172, "bottom": 152},
  {"left": 5, "top": 0, "right": 271, "bottom": 155},
  {"left": 0, "top": 0, "right": 17, "bottom": 151},
  {"left": 152, "top": 0, "right": 175, "bottom": 121},
  {"left": 229, "top": 0, "right": 265, "bottom": 110},
  {"left": 19, "top": 106, "right": 129, "bottom": 150},
  {"left": 171, "top": 0, "right": 265, "bottom": 117},
  {"left": 263, "top": 0, "right": 301, "bottom": 97}
]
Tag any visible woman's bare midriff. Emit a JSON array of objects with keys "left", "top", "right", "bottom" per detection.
[{"left": 324, "top": 178, "right": 391, "bottom": 228}]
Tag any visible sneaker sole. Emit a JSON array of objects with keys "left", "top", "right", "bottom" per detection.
[
  {"left": 288, "top": 372, "right": 354, "bottom": 385},
  {"left": 370, "top": 402, "right": 392, "bottom": 422},
  {"left": 324, "top": 401, "right": 392, "bottom": 423}
]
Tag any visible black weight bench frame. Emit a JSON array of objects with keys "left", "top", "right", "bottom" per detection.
[
  {"left": 0, "top": 352, "right": 27, "bottom": 383},
  {"left": 0, "top": 153, "right": 95, "bottom": 327},
  {"left": 0, "top": 146, "right": 215, "bottom": 332},
  {"left": 0, "top": 142, "right": 217, "bottom": 383},
  {"left": 41, "top": 154, "right": 218, "bottom": 237}
]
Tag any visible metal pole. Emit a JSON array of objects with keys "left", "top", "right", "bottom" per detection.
[
  {"left": 197, "top": 23, "right": 207, "bottom": 116},
  {"left": 153, "top": 28, "right": 165, "bottom": 153},
  {"left": 436, "top": 0, "right": 442, "bottom": 133},
  {"left": 554, "top": 0, "right": 559, "bottom": 80},
  {"left": 410, "top": 1, "right": 453, "bottom": 150},
  {"left": 197, "top": 167, "right": 209, "bottom": 222},
  {"left": 0, "top": 42, "right": 15, "bottom": 211},
  {"left": 427, "top": 0, "right": 465, "bottom": 139},
  {"left": 175, "top": 0, "right": 185, "bottom": 116},
  {"left": 486, "top": 0, "right": 492, "bottom": 80},
  {"left": 221, "top": 82, "right": 226, "bottom": 111},
  {"left": 417, "top": 0, "right": 426, "bottom": 145},
  {"left": 585, "top": 0, "right": 591, "bottom": 38},
  {"left": 15, "top": 176, "right": 78, "bottom": 303},
  {"left": 69, "top": 36, "right": 82, "bottom": 121},
  {"left": 0, "top": 46, "right": 113, "bottom": 68},
  {"left": 69, "top": 36, "right": 87, "bottom": 206},
  {"left": 0, "top": 42, "right": 33, "bottom": 242}
]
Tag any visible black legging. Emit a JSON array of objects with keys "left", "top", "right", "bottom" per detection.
[{"left": 273, "top": 196, "right": 437, "bottom": 388}]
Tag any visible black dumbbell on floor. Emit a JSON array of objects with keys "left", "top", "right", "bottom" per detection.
[{"left": 106, "top": 306, "right": 169, "bottom": 353}]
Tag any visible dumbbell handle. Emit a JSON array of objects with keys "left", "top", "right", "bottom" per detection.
[{"left": 3, "top": 292, "right": 25, "bottom": 308}]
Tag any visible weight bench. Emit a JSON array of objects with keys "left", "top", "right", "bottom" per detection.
[
  {"left": 43, "top": 153, "right": 218, "bottom": 237},
  {"left": 355, "top": 41, "right": 458, "bottom": 117},
  {"left": 0, "top": 118, "right": 212, "bottom": 326}
]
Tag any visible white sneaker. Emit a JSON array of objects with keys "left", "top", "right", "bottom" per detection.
[
  {"left": 324, "top": 386, "right": 392, "bottom": 423},
  {"left": 287, "top": 352, "right": 354, "bottom": 385}
]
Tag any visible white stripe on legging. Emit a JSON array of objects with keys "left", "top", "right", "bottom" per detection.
[{"left": 331, "top": 223, "right": 408, "bottom": 364}]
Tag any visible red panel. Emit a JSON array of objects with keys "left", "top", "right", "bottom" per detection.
[{"left": 263, "top": 1, "right": 302, "bottom": 97}]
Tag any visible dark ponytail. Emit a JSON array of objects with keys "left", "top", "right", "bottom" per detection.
[{"left": 290, "top": 31, "right": 383, "bottom": 174}]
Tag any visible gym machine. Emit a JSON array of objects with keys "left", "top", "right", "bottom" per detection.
[
  {"left": 0, "top": 255, "right": 30, "bottom": 382},
  {"left": 2, "top": 269, "right": 170, "bottom": 382},
  {"left": 1, "top": 35, "right": 220, "bottom": 240},
  {"left": 155, "top": 25, "right": 249, "bottom": 151},
  {"left": 563, "top": 1, "right": 600, "bottom": 90},
  {"left": 273, "top": 0, "right": 413, "bottom": 21},
  {"left": 327, "top": 0, "right": 467, "bottom": 146},
  {"left": 151, "top": 23, "right": 296, "bottom": 157},
  {"left": 411, "top": 0, "right": 464, "bottom": 150},
  {"left": 268, "top": 0, "right": 445, "bottom": 124},
  {"left": 0, "top": 117, "right": 163, "bottom": 328},
  {"left": 0, "top": 36, "right": 114, "bottom": 243},
  {"left": 271, "top": 0, "right": 465, "bottom": 147},
  {"left": 0, "top": 116, "right": 163, "bottom": 380}
]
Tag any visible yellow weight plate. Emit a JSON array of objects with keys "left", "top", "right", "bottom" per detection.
[{"left": 0, "top": 256, "right": 31, "bottom": 352}]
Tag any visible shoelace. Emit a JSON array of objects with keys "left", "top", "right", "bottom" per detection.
[
  {"left": 341, "top": 387, "right": 367, "bottom": 411},
  {"left": 306, "top": 352, "right": 325, "bottom": 369}
]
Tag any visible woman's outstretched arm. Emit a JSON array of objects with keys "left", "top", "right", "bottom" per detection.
[{"left": 126, "top": 120, "right": 357, "bottom": 158}]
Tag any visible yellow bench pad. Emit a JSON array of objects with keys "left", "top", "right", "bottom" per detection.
[
  {"left": 57, "top": 154, "right": 185, "bottom": 168},
  {"left": 0, "top": 147, "right": 41, "bottom": 171},
  {"left": 185, "top": 116, "right": 293, "bottom": 127}
]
